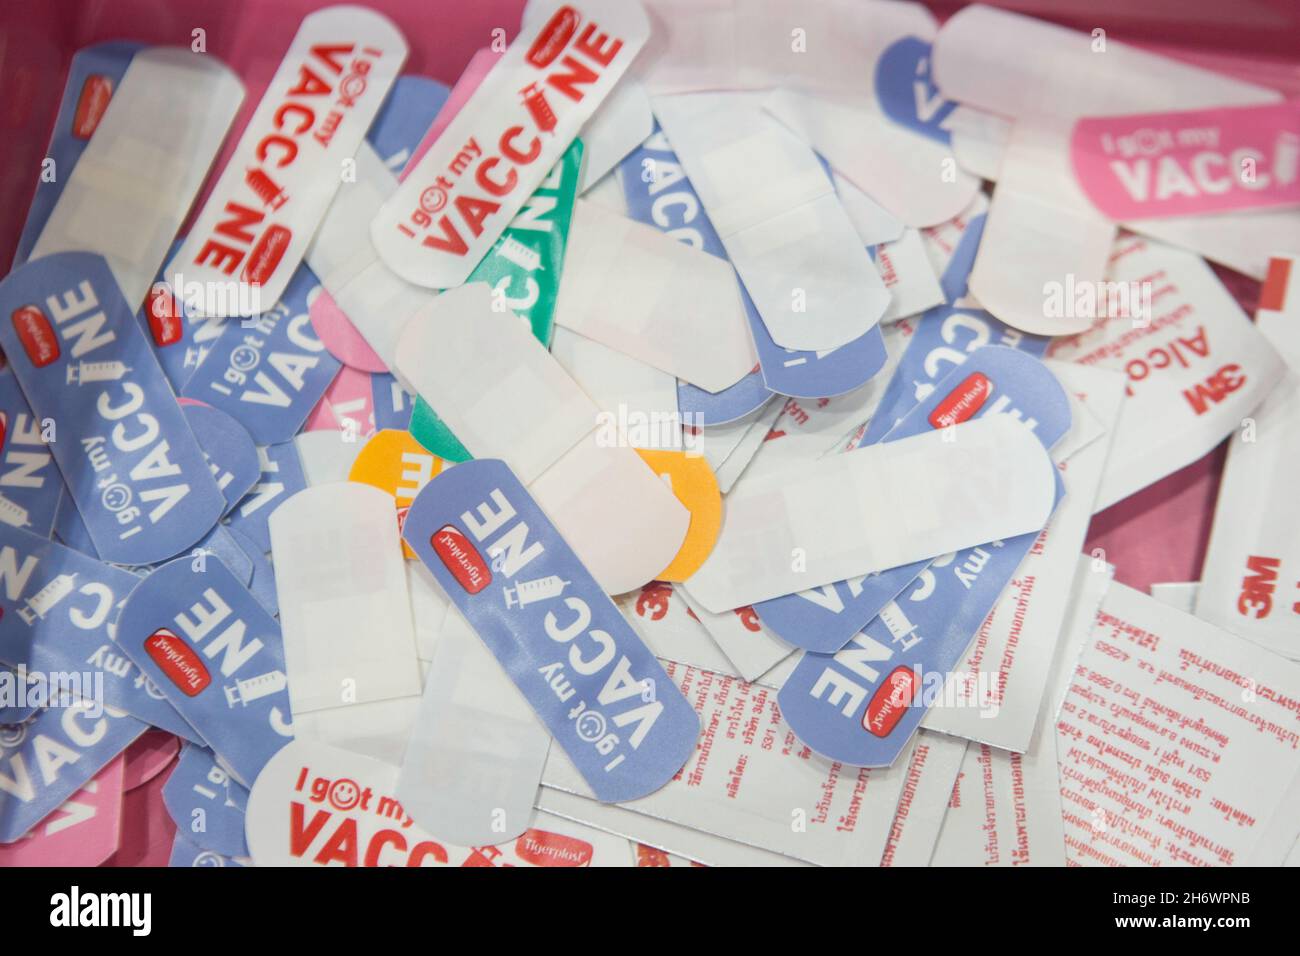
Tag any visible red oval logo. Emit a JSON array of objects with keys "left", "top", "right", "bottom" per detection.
[
  {"left": 145, "top": 627, "right": 211, "bottom": 697},
  {"left": 863, "top": 666, "right": 918, "bottom": 738},
  {"left": 430, "top": 525, "right": 492, "bottom": 594},
  {"left": 527, "top": 6, "right": 580, "bottom": 68},
  {"left": 146, "top": 285, "right": 183, "bottom": 347},
  {"left": 73, "top": 74, "right": 113, "bottom": 140},
  {"left": 928, "top": 372, "right": 993, "bottom": 429},
  {"left": 11, "top": 305, "right": 60, "bottom": 368},
  {"left": 515, "top": 830, "right": 593, "bottom": 867},
  {"left": 242, "top": 224, "right": 292, "bottom": 286}
]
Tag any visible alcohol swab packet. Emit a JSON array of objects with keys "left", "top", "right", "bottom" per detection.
[
  {"left": 929, "top": 555, "right": 1113, "bottom": 868},
  {"left": 1057, "top": 582, "right": 1300, "bottom": 867},
  {"left": 1048, "top": 235, "right": 1284, "bottom": 511},
  {"left": 538, "top": 660, "right": 917, "bottom": 867},
  {"left": 878, "top": 730, "right": 968, "bottom": 867},
  {"left": 1194, "top": 254, "right": 1300, "bottom": 658}
]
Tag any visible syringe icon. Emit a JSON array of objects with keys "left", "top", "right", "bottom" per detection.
[
  {"left": 0, "top": 493, "right": 30, "bottom": 529},
  {"left": 245, "top": 167, "right": 289, "bottom": 210},
  {"left": 504, "top": 575, "right": 569, "bottom": 609},
  {"left": 224, "top": 670, "right": 287, "bottom": 707},
  {"left": 17, "top": 573, "right": 76, "bottom": 625},
  {"left": 879, "top": 603, "right": 920, "bottom": 644},
  {"left": 497, "top": 236, "right": 542, "bottom": 274},
  {"left": 67, "top": 360, "right": 130, "bottom": 385}
]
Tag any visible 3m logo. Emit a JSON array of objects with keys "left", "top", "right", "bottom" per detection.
[
  {"left": 73, "top": 74, "right": 113, "bottom": 139},
  {"left": 514, "top": 829, "right": 593, "bottom": 867},
  {"left": 527, "top": 6, "right": 580, "bottom": 68},
  {"left": 146, "top": 285, "right": 183, "bottom": 346},
  {"left": 1183, "top": 365, "right": 1246, "bottom": 416},
  {"left": 1237, "top": 554, "right": 1281, "bottom": 619},
  {"left": 863, "top": 666, "right": 917, "bottom": 738},
  {"left": 11, "top": 306, "right": 60, "bottom": 368},
  {"left": 242, "top": 225, "right": 292, "bottom": 285},
  {"left": 144, "top": 627, "right": 211, "bottom": 696},
  {"left": 929, "top": 372, "right": 992, "bottom": 429},
  {"left": 430, "top": 525, "right": 491, "bottom": 594}
]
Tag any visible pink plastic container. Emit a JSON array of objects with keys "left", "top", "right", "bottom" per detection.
[{"left": 1, "top": 0, "right": 1297, "bottom": 866}]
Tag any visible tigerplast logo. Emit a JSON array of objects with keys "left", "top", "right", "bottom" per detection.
[
  {"left": 863, "top": 666, "right": 918, "bottom": 738},
  {"left": 144, "top": 627, "right": 211, "bottom": 696},
  {"left": 242, "top": 224, "right": 292, "bottom": 285},
  {"left": 527, "top": 5, "right": 581, "bottom": 68},
  {"left": 145, "top": 283, "right": 183, "bottom": 347},
  {"left": 515, "top": 829, "right": 593, "bottom": 867},
  {"left": 72, "top": 74, "right": 113, "bottom": 139},
  {"left": 10, "top": 305, "right": 60, "bottom": 368},
  {"left": 430, "top": 524, "right": 492, "bottom": 594},
  {"left": 928, "top": 372, "right": 993, "bottom": 429}
]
